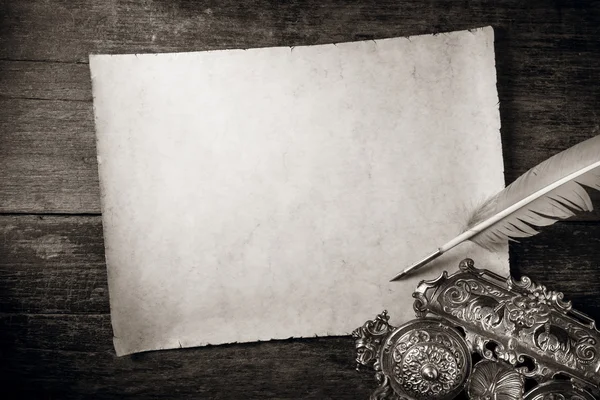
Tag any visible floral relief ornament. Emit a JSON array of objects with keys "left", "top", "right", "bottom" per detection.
[
  {"left": 398, "top": 343, "right": 460, "bottom": 397},
  {"left": 353, "top": 260, "right": 600, "bottom": 400}
]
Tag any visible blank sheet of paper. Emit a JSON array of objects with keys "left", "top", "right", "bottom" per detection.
[{"left": 90, "top": 26, "right": 508, "bottom": 356}]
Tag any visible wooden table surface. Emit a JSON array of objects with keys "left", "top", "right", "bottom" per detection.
[{"left": 1, "top": 1, "right": 599, "bottom": 398}]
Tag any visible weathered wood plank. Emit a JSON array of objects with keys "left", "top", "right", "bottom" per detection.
[
  {"left": 0, "top": 98, "right": 100, "bottom": 213},
  {"left": 1, "top": 215, "right": 599, "bottom": 399},
  {"left": 0, "top": 316, "right": 474, "bottom": 399},
  {"left": 0, "top": 313, "right": 112, "bottom": 352},
  {"left": 0, "top": 215, "right": 108, "bottom": 314},
  {"left": 0, "top": 1, "right": 598, "bottom": 63},
  {"left": 0, "top": 60, "right": 92, "bottom": 101},
  {"left": 1, "top": 77, "right": 600, "bottom": 214},
  {"left": 1, "top": 215, "right": 599, "bottom": 318},
  {"left": 0, "top": 327, "right": 373, "bottom": 399},
  {"left": 0, "top": 339, "right": 377, "bottom": 400},
  {"left": 1, "top": 1, "right": 600, "bottom": 398},
  {"left": 1, "top": 1, "right": 600, "bottom": 215}
]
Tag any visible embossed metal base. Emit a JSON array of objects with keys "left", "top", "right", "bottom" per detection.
[
  {"left": 353, "top": 259, "right": 600, "bottom": 400},
  {"left": 380, "top": 318, "right": 471, "bottom": 400}
]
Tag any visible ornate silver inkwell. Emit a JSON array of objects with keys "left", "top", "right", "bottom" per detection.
[{"left": 353, "top": 259, "right": 600, "bottom": 400}]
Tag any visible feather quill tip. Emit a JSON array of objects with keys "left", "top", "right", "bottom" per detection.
[{"left": 390, "top": 250, "right": 442, "bottom": 281}]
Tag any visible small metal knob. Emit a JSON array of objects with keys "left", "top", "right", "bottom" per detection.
[{"left": 420, "top": 364, "right": 439, "bottom": 381}]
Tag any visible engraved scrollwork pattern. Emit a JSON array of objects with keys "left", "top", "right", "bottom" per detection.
[
  {"left": 393, "top": 330, "right": 431, "bottom": 362},
  {"left": 413, "top": 292, "right": 429, "bottom": 318},
  {"left": 396, "top": 343, "right": 459, "bottom": 398},
  {"left": 353, "top": 311, "right": 395, "bottom": 370},
  {"left": 441, "top": 279, "right": 510, "bottom": 329},
  {"left": 370, "top": 373, "right": 409, "bottom": 400},
  {"left": 570, "top": 326, "right": 597, "bottom": 365},
  {"left": 418, "top": 260, "right": 600, "bottom": 389},
  {"left": 386, "top": 324, "right": 470, "bottom": 400},
  {"left": 443, "top": 279, "right": 477, "bottom": 307},
  {"left": 356, "top": 260, "right": 600, "bottom": 399},
  {"left": 506, "top": 295, "right": 551, "bottom": 334},
  {"left": 508, "top": 276, "right": 572, "bottom": 313}
]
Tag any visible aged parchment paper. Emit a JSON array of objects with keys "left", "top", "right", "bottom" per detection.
[{"left": 90, "top": 26, "right": 508, "bottom": 356}]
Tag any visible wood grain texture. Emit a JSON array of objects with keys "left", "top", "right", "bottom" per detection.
[
  {"left": 0, "top": 1, "right": 598, "bottom": 63},
  {"left": 1, "top": 215, "right": 598, "bottom": 319},
  {"left": 0, "top": 98, "right": 99, "bottom": 213},
  {"left": 0, "top": 215, "right": 107, "bottom": 314},
  {"left": 0, "top": 60, "right": 92, "bottom": 101},
  {"left": 1, "top": 341, "right": 376, "bottom": 400},
  {"left": 2, "top": 91, "right": 599, "bottom": 214},
  {"left": 1, "top": 0, "right": 600, "bottom": 214},
  {"left": 1, "top": 216, "right": 599, "bottom": 399},
  {"left": 1, "top": 0, "right": 600, "bottom": 398}
]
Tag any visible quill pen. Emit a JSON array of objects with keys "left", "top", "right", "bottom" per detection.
[{"left": 391, "top": 134, "right": 600, "bottom": 281}]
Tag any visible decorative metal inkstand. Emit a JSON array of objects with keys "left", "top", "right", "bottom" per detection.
[{"left": 353, "top": 259, "right": 600, "bottom": 400}]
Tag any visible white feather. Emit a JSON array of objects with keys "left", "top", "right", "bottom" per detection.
[
  {"left": 466, "top": 135, "right": 600, "bottom": 251},
  {"left": 391, "top": 134, "right": 600, "bottom": 281}
]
